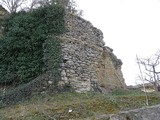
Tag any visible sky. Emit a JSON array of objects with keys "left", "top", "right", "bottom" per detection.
[{"left": 75, "top": 0, "right": 160, "bottom": 85}]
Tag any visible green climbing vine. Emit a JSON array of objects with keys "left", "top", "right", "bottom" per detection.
[{"left": 0, "top": 4, "right": 66, "bottom": 85}]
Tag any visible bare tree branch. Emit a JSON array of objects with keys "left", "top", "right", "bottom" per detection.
[
  {"left": 0, "top": 0, "right": 27, "bottom": 13},
  {"left": 136, "top": 50, "right": 160, "bottom": 91}
]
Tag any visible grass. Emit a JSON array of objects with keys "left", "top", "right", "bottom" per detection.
[{"left": 0, "top": 89, "right": 160, "bottom": 119}]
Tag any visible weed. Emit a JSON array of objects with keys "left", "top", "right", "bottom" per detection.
[{"left": 0, "top": 91, "right": 160, "bottom": 119}]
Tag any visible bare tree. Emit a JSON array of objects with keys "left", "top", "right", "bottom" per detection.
[
  {"left": 136, "top": 50, "right": 160, "bottom": 91},
  {"left": 0, "top": 0, "right": 83, "bottom": 15},
  {"left": 136, "top": 55, "right": 148, "bottom": 105},
  {"left": 0, "top": 0, "right": 27, "bottom": 13},
  {"left": 26, "top": 0, "right": 70, "bottom": 9},
  {"left": 22, "top": 0, "right": 43, "bottom": 11}
]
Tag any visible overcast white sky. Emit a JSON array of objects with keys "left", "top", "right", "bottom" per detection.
[{"left": 75, "top": 0, "right": 160, "bottom": 85}]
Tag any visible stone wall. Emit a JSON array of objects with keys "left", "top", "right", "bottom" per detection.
[
  {"left": 86, "top": 104, "right": 160, "bottom": 120},
  {"left": 58, "top": 14, "right": 126, "bottom": 93},
  {"left": 0, "top": 5, "right": 126, "bottom": 93}
]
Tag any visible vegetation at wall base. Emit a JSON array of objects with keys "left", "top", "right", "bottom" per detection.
[
  {"left": 0, "top": 3, "right": 160, "bottom": 120},
  {"left": 0, "top": 4, "right": 65, "bottom": 85},
  {"left": 0, "top": 89, "right": 160, "bottom": 120}
]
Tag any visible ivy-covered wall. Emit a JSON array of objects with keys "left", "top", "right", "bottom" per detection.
[{"left": 0, "top": 5, "right": 65, "bottom": 85}]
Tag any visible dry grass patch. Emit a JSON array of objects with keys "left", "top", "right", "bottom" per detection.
[{"left": 0, "top": 90, "right": 160, "bottom": 119}]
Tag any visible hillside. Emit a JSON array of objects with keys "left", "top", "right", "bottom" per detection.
[
  {"left": 0, "top": 2, "right": 127, "bottom": 106},
  {"left": 0, "top": 89, "right": 160, "bottom": 119},
  {"left": 0, "top": 4, "right": 160, "bottom": 120}
]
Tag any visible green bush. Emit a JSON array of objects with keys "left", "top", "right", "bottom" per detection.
[{"left": 0, "top": 5, "right": 65, "bottom": 84}]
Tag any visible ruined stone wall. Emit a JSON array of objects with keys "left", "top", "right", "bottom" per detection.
[
  {"left": 0, "top": 4, "right": 126, "bottom": 93},
  {"left": 86, "top": 104, "right": 160, "bottom": 120},
  {"left": 59, "top": 14, "right": 126, "bottom": 93}
]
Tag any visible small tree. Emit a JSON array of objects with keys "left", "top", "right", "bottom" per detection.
[
  {"left": 0, "top": 0, "right": 27, "bottom": 13},
  {"left": 136, "top": 50, "right": 160, "bottom": 92},
  {"left": 26, "top": 0, "right": 83, "bottom": 15},
  {"left": 23, "top": 0, "right": 40, "bottom": 11},
  {"left": 1, "top": 0, "right": 83, "bottom": 15}
]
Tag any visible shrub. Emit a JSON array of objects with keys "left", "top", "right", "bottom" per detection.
[{"left": 0, "top": 5, "right": 65, "bottom": 84}]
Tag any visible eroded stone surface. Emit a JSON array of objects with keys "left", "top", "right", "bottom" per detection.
[
  {"left": 59, "top": 14, "right": 126, "bottom": 93},
  {"left": 103, "top": 104, "right": 160, "bottom": 120},
  {"left": 85, "top": 104, "right": 160, "bottom": 120},
  {"left": 0, "top": 5, "right": 126, "bottom": 93}
]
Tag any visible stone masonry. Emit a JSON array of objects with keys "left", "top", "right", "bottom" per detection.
[
  {"left": 0, "top": 5, "right": 126, "bottom": 93},
  {"left": 58, "top": 14, "right": 126, "bottom": 93},
  {"left": 86, "top": 104, "right": 160, "bottom": 120}
]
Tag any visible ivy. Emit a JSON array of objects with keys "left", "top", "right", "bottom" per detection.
[
  {"left": 0, "top": 5, "right": 65, "bottom": 85},
  {"left": 43, "top": 37, "right": 62, "bottom": 85}
]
